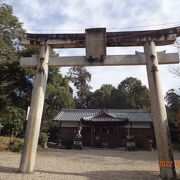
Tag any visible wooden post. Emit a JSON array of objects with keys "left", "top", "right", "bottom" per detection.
[
  {"left": 19, "top": 44, "right": 51, "bottom": 173},
  {"left": 144, "top": 41, "right": 176, "bottom": 180},
  {"left": 91, "top": 126, "right": 94, "bottom": 147},
  {"left": 58, "top": 121, "right": 62, "bottom": 140}
]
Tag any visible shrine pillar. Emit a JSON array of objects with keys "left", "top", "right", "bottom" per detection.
[
  {"left": 91, "top": 126, "right": 94, "bottom": 147},
  {"left": 19, "top": 44, "right": 51, "bottom": 173},
  {"left": 144, "top": 41, "right": 176, "bottom": 180}
]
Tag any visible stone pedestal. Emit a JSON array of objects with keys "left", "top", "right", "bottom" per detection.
[
  {"left": 73, "top": 126, "right": 83, "bottom": 150},
  {"left": 73, "top": 136, "right": 83, "bottom": 150},
  {"left": 126, "top": 135, "right": 135, "bottom": 150}
]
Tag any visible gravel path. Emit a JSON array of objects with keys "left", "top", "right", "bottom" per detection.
[{"left": 0, "top": 148, "right": 180, "bottom": 180}]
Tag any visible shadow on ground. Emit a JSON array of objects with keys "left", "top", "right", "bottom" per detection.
[
  {"left": 38, "top": 169, "right": 160, "bottom": 180},
  {"left": 0, "top": 165, "right": 160, "bottom": 180},
  {"left": 0, "top": 166, "right": 19, "bottom": 173},
  {"left": 1, "top": 165, "right": 180, "bottom": 180}
]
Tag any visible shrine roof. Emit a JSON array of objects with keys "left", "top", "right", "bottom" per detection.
[{"left": 53, "top": 109, "right": 152, "bottom": 122}]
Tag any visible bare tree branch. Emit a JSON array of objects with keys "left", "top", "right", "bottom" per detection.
[
  {"left": 169, "top": 67, "right": 180, "bottom": 77},
  {"left": 0, "top": 80, "right": 18, "bottom": 87}
]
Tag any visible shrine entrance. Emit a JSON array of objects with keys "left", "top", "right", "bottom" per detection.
[
  {"left": 80, "top": 110, "right": 129, "bottom": 148},
  {"left": 19, "top": 26, "right": 180, "bottom": 179}
]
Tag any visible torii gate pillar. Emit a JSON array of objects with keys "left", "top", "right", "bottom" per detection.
[
  {"left": 19, "top": 44, "right": 51, "bottom": 173},
  {"left": 144, "top": 41, "right": 176, "bottom": 180}
]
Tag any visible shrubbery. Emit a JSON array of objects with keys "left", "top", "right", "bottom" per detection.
[
  {"left": 9, "top": 139, "right": 23, "bottom": 152},
  {"left": 38, "top": 132, "right": 48, "bottom": 148},
  {"left": 135, "top": 136, "right": 149, "bottom": 150},
  {"left": 0, "top": 136, "right": 23, "bottom": 152}
]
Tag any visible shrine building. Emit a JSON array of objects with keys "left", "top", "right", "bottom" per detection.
[{"left": 53, "top": 109, "right": 154, "bottom": 148}]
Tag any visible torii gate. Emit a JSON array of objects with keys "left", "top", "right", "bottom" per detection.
[{"left": 18, "top": 27, "right": 180, "bottom": 180}]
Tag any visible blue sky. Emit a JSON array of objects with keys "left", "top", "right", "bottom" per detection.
[{"left": 3, "top": 0, "right": 180, "bottom": 94}]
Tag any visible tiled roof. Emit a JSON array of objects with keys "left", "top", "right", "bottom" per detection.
[
  {"left": 82, "top": 117, "right": 127, "bottom": 122},
  {"left": 53, "top": 109, "right": 152, "bottom": 122},
  {"left": 81, "top": 110, "right": 128, "bottom": 122}
]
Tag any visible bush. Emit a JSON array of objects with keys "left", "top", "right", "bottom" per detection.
[
  {"left": 0, "top": 136, "right": 10, "bottom": 151},
  {"left": 9, "top": 139, "right": 23, "bottom": 152},
  {"left": 38, "top": 132, "right": 48, "bottom": 148},
  {"left": 1, "top": 107, "right": 25, "bottom": 137},
  {"left": 135, "top": 136, "right": 149, "bottom": 150},
  {"left": 48, "top": 124, "right": 59, "bottom": 142}
]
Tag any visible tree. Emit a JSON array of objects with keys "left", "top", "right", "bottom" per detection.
[
  {"left": 41, "top": 68, "right": 75, "bottom": 133},
  {"left": 169, "top": 67, "right": 180, "bottom": 77},
  {"left": 110, "top": 77, "right": 150, "bottom": 109},
  {"left": 1, "top": 107, "right": 25, "bottom": 142},
  {"left": 68, "top": 66, "right": 91, "bottom": 108},
  {"left": 0, "top": 3, "right": 23, "bottom": 64},
  {"left": 0, "top": 3, "right": 28, "bottom": 110},
  {"left": 165, "top": 89, "right": 180, "bottom": 111},
  {"left": 85, "top": 77, "right": 150, "bottom": 109},
  {"left": 169, "top": 39, "right": 180, "bottom": 78},
  {"left": 0, "top": 60, "right": 34, "bottom": 111},
  {"left": 0, "top": 4, "right": 29, "bottom": 132},
  {"left": 165, "top": 89, "right": 180, "bottom": 142},
  {"left": 87, "top": 84, "right": 115, "bottom": 108},
  {"left": 0, "top": 4, "right": 75, "bottom": 143}
]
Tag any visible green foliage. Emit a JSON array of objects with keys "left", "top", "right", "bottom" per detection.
[
  {"left": 41, "top": 68, "right": 74, "bottom": 133},
  {"left": 110, "top": 77, "right": 150, "bottom": 109},
  {"left": 48, "top": 121, "right": 61, "bottom": 142},
  {"left": 0, "top": 4, "right": 33, "bottom": 133},
  {"left": 88, "top": 84, "right": 115, "bottom": 108},
  {"left": 19, "top": 48, "right": 39, "bottom": 57},
  {"left": 38, "top": 132, "right": 48, "bottom": 148},
  {"left": 135, "top": 136, "right": 149, "bottom": 150},
  {"left": 9, "top": 138, "right": 23, "bottom": 152},
  {"left": 47, "top": 68, "right": 74, "bottom": 109},
  {"left": 0, "top": 3, "right": 23, "bottom": 63},
  {"left": 68, "top": 66, "right": 91, "bottom": 108},
  {"left": 0, "top": 136, "right": 23, "bottom": 151},
  {"left": 0, "top": 5, "right": 73, "bottom": 141},
  {"left": 165, "top": 89, "right": 180, "bottom": 142},
  {"left": 165, "top": 89, "right": 180, "bottom": 111},
  {"left": 1, "top": 107, "right": 25, "bottom": 139},
  {"left": 0, "top": 6, "right": 74, "bottom": 139},
  {"left": 0, "top": 61, "right": 34, "bottom": 111},
  {"left": 88, "top": 77, "right": 150, "bottom": 109}
]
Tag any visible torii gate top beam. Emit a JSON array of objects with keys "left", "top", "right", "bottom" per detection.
[{"left": 20, "top": 26, "right": 180, "bottom": 48}]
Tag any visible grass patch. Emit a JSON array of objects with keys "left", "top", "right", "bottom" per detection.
[
  {"left": 0, "top": 136, "right": 10, "bottom": 151},
  {"left": 0, "top": 136, "right": 23, "bottom": 151}
]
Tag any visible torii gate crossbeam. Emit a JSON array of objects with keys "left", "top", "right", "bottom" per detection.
[
  {"left": 19, "top": 27, "right": 180, "bottom": 180},
  {"left": 18, "top": 26, "right": 180, "bottom": 48}
]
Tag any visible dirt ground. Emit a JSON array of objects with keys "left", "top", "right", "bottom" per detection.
[{"left": 0, "top": 148, "right": 180, "bottom": 180}]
